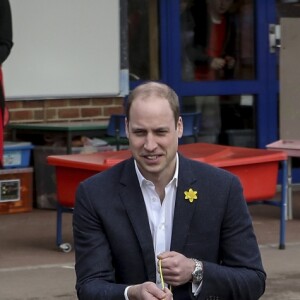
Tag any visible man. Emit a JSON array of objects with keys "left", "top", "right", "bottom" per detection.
[{"left": 73, "top": 81, "right": 266, "bottom": 299}]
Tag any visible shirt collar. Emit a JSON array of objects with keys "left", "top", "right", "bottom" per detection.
[{"left": 134, "top": 153, "right": 179, "bottom": 188}]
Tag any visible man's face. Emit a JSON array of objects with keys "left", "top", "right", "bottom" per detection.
[{"left": 126, "top": 95, "right": 183, "bottom": 182}]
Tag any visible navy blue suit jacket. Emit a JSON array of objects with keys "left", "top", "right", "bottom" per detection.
[{"left": 73, "top": 153, "right": 266, "bottom": 300}]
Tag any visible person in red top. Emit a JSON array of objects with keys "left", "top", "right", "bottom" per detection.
[
  {"left": 181, "top": 0, "right": 236, "bottom": 143},
  {"left": 0, "top": 0, "right": 13, "bottom": 166},
  {"left": 192, "top": 0, "right": 236, "bottom": 80}
]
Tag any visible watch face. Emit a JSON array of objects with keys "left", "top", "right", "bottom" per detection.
[
  {"left": 194, "top": 269, "right": 202, "bottom": 281},
  {"left": 192, "top": 259, "right": 203, "bottom": 282}
]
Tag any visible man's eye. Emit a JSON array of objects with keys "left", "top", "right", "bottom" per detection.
[
  {"left": 133, "top": 130, "right": 146, "bottom": 136},
  {"left": 156, "top": 130, "right": 168, "bottom": 136}
]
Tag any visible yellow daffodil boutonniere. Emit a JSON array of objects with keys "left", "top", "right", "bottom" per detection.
[{"left": 184, "top": 188, "right": 198, "bottom": 203}]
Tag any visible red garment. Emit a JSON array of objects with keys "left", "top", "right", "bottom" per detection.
[
  {"left": 207, "top": 16, "right": 227, "bottom": 58},
  {"left": 195, "top": 16, "right": 227, "bottom": 80}
]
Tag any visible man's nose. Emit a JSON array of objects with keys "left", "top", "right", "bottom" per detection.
[{"left": 144, "top": 134, "right": 157, "bottom": 151}]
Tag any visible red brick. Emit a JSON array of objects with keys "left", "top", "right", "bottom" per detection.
[
  {"left": 58, "top": 108, "right": 80, "bottom": 119},
  {"left": 81, "top": 108, "right": 102, "bottom": 118}
]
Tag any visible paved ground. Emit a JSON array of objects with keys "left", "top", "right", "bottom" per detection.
[
  {"left": 249, "top": 194, "right": 300, "bottom": 300},
  {"left": 0, "top": 190, "right": 300, "bottom": 300}
]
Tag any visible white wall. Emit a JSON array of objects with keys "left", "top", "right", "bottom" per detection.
[{"left": 3, "top": 0, "right": 120, "bottom": 100}]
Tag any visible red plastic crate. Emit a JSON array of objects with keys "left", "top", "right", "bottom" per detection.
[{"left": 47, "top": 143, "right": 287, "bottom": 207}]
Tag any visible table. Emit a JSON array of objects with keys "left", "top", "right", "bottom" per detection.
[
  {"left": 267, "top": 139, "right": 300, "bottom": 220},
  {"left": 47, "top": 143, "right": 288, "bottom": 250},
  {"left": 8, "top": 121, "right": 108, "bottom": 154}
]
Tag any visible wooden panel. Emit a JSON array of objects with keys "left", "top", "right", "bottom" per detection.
[{"left": 279, "top": 18, "right": 300, "bottom": 140}]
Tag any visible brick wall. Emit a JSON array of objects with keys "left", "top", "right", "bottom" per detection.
[{"left": 4, "top": 97, "right": 125, "bottom": 139}]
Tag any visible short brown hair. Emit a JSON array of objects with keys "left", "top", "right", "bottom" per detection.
[{"left": 126, "top": 82, "right": 180, "bottom": 127}]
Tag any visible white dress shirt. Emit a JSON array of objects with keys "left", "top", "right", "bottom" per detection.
[
  {"left": 124, "top": 154, "right": 200, "bottom": 299},
  {"left": 135, "top": 155, "right": 178, "bottom": 288}
]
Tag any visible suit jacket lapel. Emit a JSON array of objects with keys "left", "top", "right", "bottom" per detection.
[
  {"left": 119, "top": 158, "right": 157, "bottom": 282},
  {"left": 171, "top": 156, "right": 197, "bottom": 252},
  {"left": 118, "top": 156, "right": 199, "bottom": 279}
]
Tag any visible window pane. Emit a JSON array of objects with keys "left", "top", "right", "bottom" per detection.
[
  {"left": 181, "top": 95, "right": 256, "bottom": 147},
  {"left": 128, "top": 0, "right": 160, "bottom": 80},
  {"left": 181, "top": 0, "right": 255, "bottom": 81}
]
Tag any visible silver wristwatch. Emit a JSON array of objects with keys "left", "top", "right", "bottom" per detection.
[{"left": 191, "top": 258, "right": 203, "bottom": 283}]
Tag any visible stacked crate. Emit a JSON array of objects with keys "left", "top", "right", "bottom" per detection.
[{"left": 0, "top": 142, "right": 34, "bottom": 214}]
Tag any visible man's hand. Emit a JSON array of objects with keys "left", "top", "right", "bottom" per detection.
[
  {"left": 157, "top": 251, "right": 195, "bottom": 287},
  {"left": 128, "top": 282, "right": 173, "bottom": 300}
]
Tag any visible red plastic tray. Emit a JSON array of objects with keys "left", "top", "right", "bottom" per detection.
[{"left": 47, "top": 143, "right": 287, "bottom": 206}]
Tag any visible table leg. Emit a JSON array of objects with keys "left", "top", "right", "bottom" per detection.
[
  {"left": 66, "top": 132, "right": 72, "bottom": 154},
  {"left": 279, "top": 159, "right": 288, "bottom": 249},
  {"left": 11, "top": 129, "right": 17, "bottom": 141},
  {"left": 287, "top": 157, "right": 293, "bottom": 220}
]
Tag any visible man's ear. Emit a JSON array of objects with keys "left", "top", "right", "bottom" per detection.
[
  {"left": 177, "top": 116, "right": 183, "bottom": 138},
  {"left": 125, "top": 118, "right": 129, "bottom": 138}
]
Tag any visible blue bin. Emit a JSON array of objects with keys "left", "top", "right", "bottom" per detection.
[{"left": 3, "top": 142, "right": 34, "bottom": 168}]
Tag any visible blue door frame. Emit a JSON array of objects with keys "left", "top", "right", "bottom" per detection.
[{"left": 130, "top": 0, "right": 279, "bottom": 149}]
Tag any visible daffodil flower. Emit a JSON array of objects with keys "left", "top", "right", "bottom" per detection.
[{"left": 184, "top": 188, "right": 198, "bottom": 203}]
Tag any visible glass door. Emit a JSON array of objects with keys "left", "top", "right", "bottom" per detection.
[
  {"left": 178, "top": 0, "right": 257, "bottom": 146},
  {"left": 127, "top": 0, "right": 279, "bottom": 148}
]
